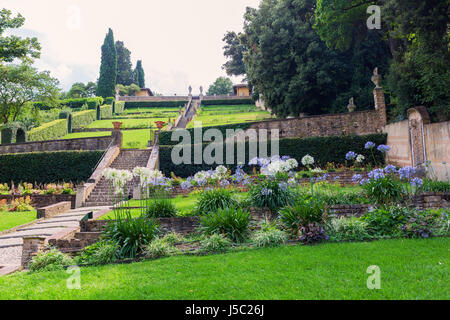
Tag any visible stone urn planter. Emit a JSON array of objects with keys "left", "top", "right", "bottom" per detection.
[
  {"left": 112, "top": 122, "right": 122, "bottom": 130},
  {"left": 155, "top": 121, "right": 166, "bottom": 130}
]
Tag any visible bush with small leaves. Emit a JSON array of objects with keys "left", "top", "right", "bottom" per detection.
[
  {"left": 194, "top": 188, "right": 239, "bottom": 215},
  {"left": 144, "top": 237, "right": 178, "bottom": 259},
  {"left": 251, "top": 227, "right": 288, "bottom": 248},
  {"left": 145, "top": 198, "right": 177, "bottom": 218},
  {"left": 29, "top": 248, "right": 74, "bottom": 272},
  {"left": 76, "top": 241, "right": 119, "bottom": 265},
  {"left": 326, "top": 217, "right": 372, "bottom": 242},
  {"left": 199, "top": 207, "right": 250, "bottom": 243},
  {"left": 162, "top": 232, "right": 185, "bottom": 245},
  {"left": 199, "top": 234, "right": 232, "bottom": 254}
]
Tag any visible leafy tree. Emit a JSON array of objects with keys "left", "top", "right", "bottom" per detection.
[
  {"left": 206, "top": 77, "right": 234, "bottom": 96},
  {"left": 0, "top": 63, "right": 59, "bottom": 124},
  {"left": 134, "top": 60, "right": 145, "bottom": 88},
  {"left": 116, "top": 41, "right": 134, "bottom": 86},
  {"left": 97, "top": 28, "right": 117, "bottom": 98},
  {"left": 85, "top": 81, "right": 97, "bottom": 97},
  {"left": 116, "top": 83, "right": 140, "bottom": 96},
  {"left": 67, "top": 82, "right": 86, "bottom": 98},
  {"left": 0, "top": 8, "right": 40, "bottom": 62},
  {"left": 222, "top": 31, "right": 247, "bottom": 76}
]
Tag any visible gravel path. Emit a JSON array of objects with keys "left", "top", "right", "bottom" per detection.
[{"left": 0, "top": 206, "right": 109, "bottom": 275}]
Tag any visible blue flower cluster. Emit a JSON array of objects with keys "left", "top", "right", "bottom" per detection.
[
  {"left": 377, "top": 144, "right": 391, "bottom": 153},
  {"left": 346, "top": 151, "right": 357, "bottom": 160},
  {"left": 365, "top": 141, "right": 376, "bottom": 149},
  {"left": 261, "top": 188, "right": 273, "bottom": 196},
  {"left": 398, "top": 166, "right": 416, "bottom": 180}
]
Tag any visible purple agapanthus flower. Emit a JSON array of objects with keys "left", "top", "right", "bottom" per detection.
[
  {"left": 384, "top": 164, "right": 397, "bottom": 174},
  {"left": 360, "top": 178, "right": 369, "bottom": 185},
  {"left": 398, "top": 166, "right": 416, "bottom": 180},
  {"left": 352, "top": 174, "right": 362, "bottom": 183},
  {"left": 261, "top": 188, "right": 272, "bottom": 196},
  {"left": 220, "top": 180, "right": 230, "bottom": 187},
  {"left": 377, "top": 144, "right": 391, "bottom": 153},
  {"left": 365, "top": 141, "right": 376, "bottom": 149},
  {"left": 368, "top": 168, "right": 385, "bottom": 180},
  {"left": 181, "top": 181, "right": 192, "bottom": 190},
  {"left": 346, "top": 151, "right": 357, "bottom": 160},
  {"left": 410, "top": 177, "right": 423, "bottom": 187}
]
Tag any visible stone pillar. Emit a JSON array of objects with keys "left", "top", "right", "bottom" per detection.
[
  {"left": 407, "top": 106, "right": 430, "bottom": 167},
  {"left": 75, "top": 184, "right": 86, "bottom": 208},
  {"left": 371, "top": 67, "right": 387, "bottom": 127},
  {"left": 111, "top": 130, "right": 123, "bottom": 147},
  {"left": 21, "top": 236, "right": 46, "bottom": 269}
]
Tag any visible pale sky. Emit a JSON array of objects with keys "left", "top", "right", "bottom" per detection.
[{"left": 1, "top": 0, "right": 260, "bottom": 94}]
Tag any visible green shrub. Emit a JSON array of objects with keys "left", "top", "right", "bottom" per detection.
[
  {"left": 115, "top": 101, "right": 125, "bottom": 114},
  {"left": 145, "top": 198, "right": 177, "bottom": 218},
  {"left": 361, "top": 174, "right": 404, "bottom": 205},
  {"left": 249, "top": 178, "right": 295, "bottom": 213},
  {"left": 104, "top": 97, "right": 115, "bottom": 105},
  {"left": 72, "top": 110, "right": 96, "bottom": 128},
  {"left": 27, "top": 119, "right": 68, "bottom": 141},
  {"left": 279, "top": 199, "right": 325, "bottom": 235},
  {"left": 29, "top": 249, "right": 74, "bottom": 272},
  {"left": 194, "top": 188, "right": 239, "bottom": 215},
  {"left": 201, "top": 99, "right": 254, "bottom": 106},
  {"left": 100, "top": 104, "right": 113, "bottom": 119},
  {"left": 76, "top": 241, "right": 119, "bottom": 265},
  {"left": 0, "top": 122, "right": 27, "bottom": 144},
  {"left": 199, "top": 234, "right": 231, "bottom": 253},
  {"left": 326, "top": 217, "right": 372, "bottom": 242},
  {"left": 0, "top": 151, "right": 103, "bottom": 184},
  {"left": 199, "top": 207, "right": 250, "bottom": 243},
  {"left": 34, "top": 97, "right": 103, "bottom": 110},
  {"left": 419, "top": 180, "right": 450, "bottom": 192},
  {"left": 251, "top": 226, "right": 287, "bottom": 247},
  {"left": 124, "top": 101, "right": 188, "bottom": 109},
  {"left": 143, "top": 237, "right": 178, "bottom": 259},
  {"left": 104, "top": 213, "right": 160, "bottom": 259},
  {"left": 400, "top": 210, "right": 440, "bottom": 239},
  {"left": 162, "top": 231, "right": 185, "bottom": 245},
  {"left": 361, "top": 206, "right": 412, "bottom": 237}
]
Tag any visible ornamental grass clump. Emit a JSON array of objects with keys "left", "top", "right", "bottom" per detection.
[
  {"left": 326, "top": 217, "right": 372, "bottom": 242},
  {"left": 29, "top": 248, "right": 74, "bottom": 272},
  {"left": 199, "top": 234, "right": 231, "bottom": 254},
  {"left": 194, "top": 188, "right": 238, "bottom": 215},
  {"left": 251, "top": 224, "right": 288, "bottom": 248},
  {"left": 249, "top": 177, "right": 295, "bottom": 213},
  {"left": 199, "top": 207, "right": 250, "bottom": 243}
]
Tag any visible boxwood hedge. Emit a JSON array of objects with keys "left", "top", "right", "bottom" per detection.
[
  {"left": 159, "top": 133, "right": 387, "bottom": 177},
  {"left": 200, "top": 99, "right": 254, "bottom": 106},
  {"left": 124, "top": 101, "right": 188, "bottom": 109},
  {"left": 0, "top": 151, "right": 104, "bottom": 184},
  {"left": 72, "top": 110, "right": 97, "bottom": 128},
  {"left": 100, "top": 105, "right": 113, "bottom": 119},
  {"left": 28, "top": 119, "right": 68, "bottom": 141},
  {"left": 114, "top": 101, "right": 125, "bottom": 114}
]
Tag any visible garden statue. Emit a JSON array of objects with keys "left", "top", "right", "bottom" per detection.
[
  {"left": 200, "top": 86, "right": 203, "bottom": 95},
  {"left": 347, "top": 97, "right": 356, "bottom": 112},
  {"left": 371, "top": 67, "right": 381, "bottom": 88},
  {"left": 188, "top": 85, "right": 192, "bottom": 95}
]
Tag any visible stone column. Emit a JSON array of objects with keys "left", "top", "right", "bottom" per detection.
[
  {"left": 407, "top": 106, "right": 430, "bottom": 167},
  {"left": 371, "top": 68, "right": 387, "bottom": 127},
  {"left": 21, "top": 236, "right": 46, "bottom": 269},
  {"left": 111, "top": 129, "right": 123, "bottom": 147}
]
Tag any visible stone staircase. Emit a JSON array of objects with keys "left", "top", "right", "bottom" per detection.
[{"left": 84, "top": 149, "right": 151, "bottom": 207}]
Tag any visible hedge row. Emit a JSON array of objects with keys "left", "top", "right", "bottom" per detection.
[
  {"left": 159, "top": 133, "right": 387, "bottom": 177},
  {"left": 124, "top": 101, "right": 188, "bottom": 109},
  {"left": 100, "top": 105, "right": 113, "bottom": 119},
  {"left": 34, "top": 97, "right": 104, "bottom": 110},
  {"left": 159, "top": 122, "right": 254, "bottom": 146},
  {"left": 0, "top": 151, "right": 104, "bottom": 184},
  {"left": 200, "top": 98, "right": 254, "bottom": 106},
  {"left": 114, "top": 101, "right": 125, "bottom": 114},
  {"left": 72, "top": 110, "right": 97, "bottom": 128},
  {"left": 28, "top": 119, "right": 68, "bottom": 141}
]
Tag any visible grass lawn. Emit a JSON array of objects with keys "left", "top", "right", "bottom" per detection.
[
  {"left": 0, "top": 211, "right": 36, "bottom": 232},
  {"left": 86, "top": 118, "right": 167, "bottom": 129},
  {"left": 0, "top": 237, "right": 447, "bottom": 299},
  {"left": 120, "top": 107, "right": 180, "bottom": 118},
  {"left": 187, "top": 105, "right": 273, "bottom": 128},
  {"left": 63, "top": 129, "right": 154, "bottom": 149}
]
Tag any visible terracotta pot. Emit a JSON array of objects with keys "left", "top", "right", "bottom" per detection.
[{"left": 112, "top": 122, "right": 122, "bottom": 130}]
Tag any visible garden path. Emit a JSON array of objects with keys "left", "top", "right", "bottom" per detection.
[{"left": 0, "top": 206, "right": 108, "bottom": 275}]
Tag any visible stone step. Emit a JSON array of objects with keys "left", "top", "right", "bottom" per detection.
[{"left": 74, "top": 232, "right": 102, "bottom": 241}]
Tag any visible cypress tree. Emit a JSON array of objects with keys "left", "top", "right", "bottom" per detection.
[
  {"left": 134, "top": 60, "right": 145, "bottom": 88},
  {"left": 116, "top": 41, "right": 134, "bottom": 86},
  {"left": 97, "top": 28, "right": 117, "bottom": 98}
]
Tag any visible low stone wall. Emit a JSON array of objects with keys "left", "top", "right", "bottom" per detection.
[
  {"left": 412, "top": 192, "right": 449, "bottom": 210},
  {"left": 118, "top": 96, "right": 190, "bottom": 102},
  {"left": 0, "top": 136, "right": 112, "bottom": 154},
  {"left": 0, "top": 194, "right": 76, "bottom": 209},
  {"left": 37, "top": 201, "right": 71, "bottom": 219}
]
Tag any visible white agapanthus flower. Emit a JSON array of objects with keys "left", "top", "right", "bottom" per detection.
[
  {"left": 103, "top": 168, "right": 134, "bottom": 195},
  {"left": 286, "top": 158, "right": 298, "bottom": 170},
  {"left": 215, "top": 165, "right": 228, "bottom": 178},
  {"left": 311, "top": 168, "right": 324, "bottom": 173},
  {"left": 301, "top": 154, "right": 314, "bottom": 166},
  {"left": 356, "top": 154, "right": 365, "bottom": 163}
]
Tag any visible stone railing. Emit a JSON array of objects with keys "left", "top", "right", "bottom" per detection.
[{"left": 118, "top": 96, "right": 189, "bottom": 102}]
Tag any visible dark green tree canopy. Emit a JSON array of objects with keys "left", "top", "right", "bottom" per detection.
[
  {"left": 134, "top": 60, "right": 145, "bottom": 88},
  {"left": 0, "top": 8, "right": 41, "bottom": 63},
  {"left": 116, "top": 41, "right": 134, "bottom": 86},
  {"left": 206, "top": 77, "right": 234, "bottom": 96},
  {"left": 97, "top": 28, "right": 117, "bottom": 98},
  {"left": 222, "top": 31, "right": 247, "bottom": 76}
]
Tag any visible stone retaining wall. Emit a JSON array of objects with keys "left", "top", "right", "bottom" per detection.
[
  {"left": 0, "top": 194, "right": 76, "bottom": 209},
  {"left": 37, "top": 201, "right": 72, "bottom": 219}
]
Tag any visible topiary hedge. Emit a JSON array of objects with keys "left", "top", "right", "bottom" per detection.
[
  {"left": 200, "top": 98, "right": 254, "bottom": 106},
  {"left": 100, "top": 105, "right": 113, "bottom": 119},
  {"left": 35, "top": 97, "right": 104, "bottom": 110},
  {"left": 104, "top": 97, "right": 115, "bottom": 105},
  {"left": 159, "top": 122, "right": 254, "bottom": 146},
  {"left": 159, "top": 133, "right": 387, "bottom": 177},
  {"left": 0, "top": 151, "right": 104, "bottom": 184},
  {"left": 72, "top": 110, "right": 97, "bottom": 128},
  {"left": 28, "top": 119, "right": 68, "bottom": 141},
  {"left": 0, "top": 122, "right": 27, "bottom": 144},
  {"left": 114, "top": 101, "right": 125, "bottom": 114},
  {"left": 124, "top": 101, "right": 188, "bottom": 109}
]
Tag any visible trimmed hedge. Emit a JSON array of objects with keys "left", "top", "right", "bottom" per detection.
[
  {"left": 104, "top": 97, "right": 115, "bottom": 105},
  {"left": 72, "top": 110, "right": 97, "bottom": 128},
  {"left": 159, "top": 134, "right": 387, "bottom": 177},
  {"left": 124, "top": 101, "right": 188, "bottom": 109},
  {"left": 114, "top": 101, "right": 125, "bottom": 114},
  {"left": 201, "top": 98, "right": 254, "bottom": 106},
  {"left": 100, "top": 105, "right": 113, "bottom": 119},
  {"left": 28, "top": 119, "right": 68, "bottom": 141},
  {"left": 0, "top": 151, "right": 104, "bottom": 184},
  {"left": 159, "top": 122, "right": 254, "bottom": 146},
  {"left": 35, "top": 97, "right": 104, "bottom": 110},
  {"left": 0, "top": 122, "right": 27, "bottom": 144}
]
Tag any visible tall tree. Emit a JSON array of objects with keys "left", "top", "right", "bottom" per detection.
[
  {"left": 115, "top": 41, "right": 134, "bottom": 86},
  {"left": 97, "top": 28, "right": 117, "bottom": 98},
  {"left": 134, "top": 60, "right": 145, "bottom": 88},
  {"left": 0, "top": 8, "right": 40, "bottom": 63},
  {"left": 0, "top": 63, "right": 59, "bottom": 124},
  {"left": 206, "top": 77, "right": 234, "bottom": 96},
  {"left": 222, "top": 31, "right": 247, "bottom": 76}
]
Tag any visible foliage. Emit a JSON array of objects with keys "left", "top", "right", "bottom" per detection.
[
  {"left": 0, "top": 151, "right": 103, "bottom": 184},
  {"left": 27, "top": 118, "right": 67, "bottom": 141},
  {"left": 145, "top": 198, "right": 177, "bottom": 218},
  {"left": 206, "top": 77, "right": 234, "bottom": 96},
  {"left": 143, "top": 237, "right": 178, "bottom": 259},
  {"left": 29, "top": 248, "right": 74, "bottom": 272},
  {"left": 222, "top": 31, "right": 246, "bottom": 76},
  {"left": 419, "top": 180, "right": 450, "bottom": 193},
  {"left": 114, "top": 101, "right": 125, "bottom": 114},
  {"left": 72, "top": 109, "right": 96, "bottom": 128},
  {"left": 161, "top": 232, "right": 185, "bottom": 245},
  {"left": 400, "top": 211, "right": 440, "bottom": 239},
  {"left": 361, "top": 206, "right": 411, "bottom": 237},
  {"left": 200, "top": 99, "right": 254, "bottom": 106},
  {"left": 76, "top": 241, "right": 119, "bottom": 265},
  {"left": 199, "top": 233, "right": 232, "bottom": 254},
  {"left": 0, "top": 8, "right": 40, "bottom": 63},
  {"left": 124, "top": 100, "right": 187, "bottom": 109},
  {"left": 326, "top": 217, "right": 372, "bottom": 242},
  {"left": 361, "top": 173, "right": 404, "bottom": 205},
  {"left": 116, "top": 83, "right": 141, "bottom": 96},
  {"left": 115, "top": 41, "right": 135, "bottom": 86},
  {"left": 134, "top": 60, "right": 145, "bottom": 88},
  {"left": 0, "top": 63, "right": 59, "bottom": 124},
  {"left": 194, "top": 188, "right": 239, "bottom": 215},
  {"left": 99, "top": 104, "right": 113, "bottom": 119},
  {"left": 279, "top": 198, "right": 326, "bottom": 235},
  {"left": 199, "top": 207, "right": 250, "bottom": 243},
  {"left": 97, "top": 28, "right": 117, "bottom": 98},
  {"left": 249, "top": 178, "right": 295, "bottom": 213},
  {"left": 251, "top": 225, "right": 287, "bottom": 248},
  {"left": 104, "top": 212, "right": 160, "bottom": 259},
  {"left": 299, "top": 223, "right": 329, "bottom": 244},
  {"left": 65, "top": 82, "right": 97, "bottom": 99}
]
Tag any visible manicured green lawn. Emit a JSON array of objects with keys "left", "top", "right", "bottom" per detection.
[
  {"left": 120, "top": 107, "right": 180, "bottom": 118},
  {"left": 188, "top": 105, "right": 273, "bottom": 128},
  {"left": 0, "top": 237, "right": 447, "bottom": 299},
  {"left": 63, "top": 129, "right": 154, "bottom": 149},
  {"left": 86, "top": 118, "right": 167, "bottom": 129},
  {"left": 0, "top": 211, "right": 36, "bottom": 232}
]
